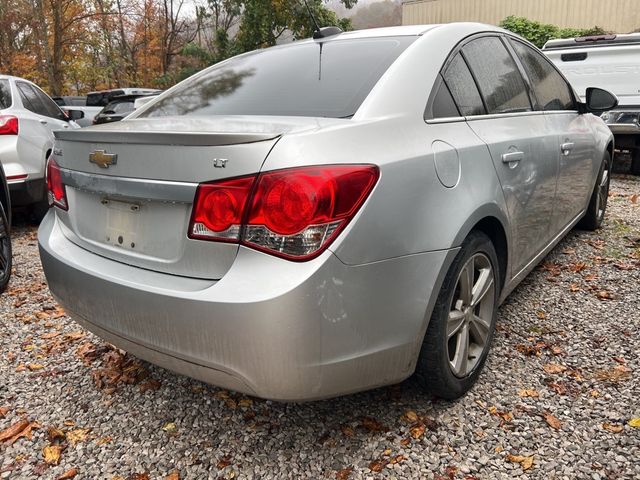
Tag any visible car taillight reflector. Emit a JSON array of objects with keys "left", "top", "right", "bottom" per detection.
[
  {"left": 0, "top": 115, "right": 18, "bottom": 135},
  {"left": 189, "top": 175, "right": 256, "bottom": 242},
  {"left": 46, "top": 158, "right": 67, "bottom": 210},
  {"left": 188, "top": 165, "right": 379, "bottom": 261}
]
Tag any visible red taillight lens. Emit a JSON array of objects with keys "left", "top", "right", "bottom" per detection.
[
  {"left": 46, "top": 158, "right": 68, "bottom": 210},
  {"left": 188, "top": 165, "right": 379, "bottom": 261},
  {"left": 0, "top": 115, "right": 18, "bottom": 135},
  {"left": 188, "top": 175, "right": 256, "bottom": 242}
]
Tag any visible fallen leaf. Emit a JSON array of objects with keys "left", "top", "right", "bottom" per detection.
[
  {"left": 506, "top": 454, "right": 534, "bottom": 470},
  {"left": 389, "top": 454, "right": 406, "bottom": 465},
  {"left": 47, "top": 427, "right": 66, "bottom": 443},
  {"left": 66, "top": 428, "right": 90, "bottom": 445},
  {"left": 96, "top": 436, "right": 112, "bottom": 446},
  {"left": 56, "top": 468, "right": 78, "bottom": 480},
  {"left": 629, "top": 418, "right": 640, "bottom": 428},
  {"left": 131, "top": 474, "right": 150, "bottom": 480},
  {"left": 368, "top": 459, "right": 387, "bottom": 472},
  {"left": 409, "top": 423, "right": 425, "bottom": 439},
  {"left": 561, "top": 248, "right": 576, "bottom": 254},
  {"left": 543, "top": 412, "right": 561, "bottom": 430},
  {"left": 518, "top": 389, "right": 539, "bottom": 398},
  {"left": 382, "top": 448, "right": 392, "bottom": 456},
  {"left": 165, "top": 471, "right": 180, "bottom": 480},
  {"left": 401, "top": 410, "right": 419, "bottom": 423},
  {"left": 28, "top": 363, "right": 45, "bottom": 371},
  {"left": 569, "top": 283, "right": 580, "bottom": 292},
  {"left": 596, "top": 290, "right": 613, "bottom": 300},
  {"left": 0, "top": 419, "right": 30, "bottom": 443},
  {"left": 238, "top": 398, "right": 253, "bottom": 408},
  {"left": 216, "top": 455, "right": 232, "bottom": 469},
  {"left": 340, "top": 425, "right": 354, "bottom": 437},
  {"left": 41, "top": 331, "right": 61, "bottom": 339},
  {"left": 594, "top": 365, "right": 632, "bottom": 384},
  {"left": 631, "top": 193, "right": 638, "bottom": 204},
  {"left": 543, "top": 363, "right": 567, "bottom": 374},
  {"left": 495, "top": 445, "right": 504, "bottom": 453},
  {"left": 0, "top": 406, "right": 9, "bottom": 418},
  {"left": 590, "top": 390, "right": 600, "bottom": 397},
  {"left": 360, "top": 417, "right": 385, "bottom": 432},
  {"left": 399, "top": 437, "right": 411, "bottom": 447},
  {"left": 536, "top": 310, "right": 546, "bottom": 319},
  {"left": 162, "top": 422, "right": 176, "bottom": 433},
  {"left": 64, "top": 331, "right": 86, "bottom": 342},
  {"left": 43, "top": 445, "right": 62, "bottom": 465},
  {"left": 335, "top": 467, "right": 353, "bottom": 480},
  {"left": 569, "top": 262, "right": 588, "bottom": 273},
  {"left": 602, "top": 423, "right": 624, "bottom": 433},
  {"left": 139, "top": 380, "right": 161, "bottom": 393}
]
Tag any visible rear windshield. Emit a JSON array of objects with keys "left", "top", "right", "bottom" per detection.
[
  {"left": 0, "top": 80, "right": 11, "bottom": 109},
  {"left": 103, "top": 100, "right": 135, "bottom": 114},
  {"left": 87, "top": 90, "right": 125, "bottom": 107},
  {"left": 139, "top": 36, "right": 416, "bottom": 119}
]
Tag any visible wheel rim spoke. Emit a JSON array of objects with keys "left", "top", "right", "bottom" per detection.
[
  {"left": 600, "top": 168, "right": 609, "bottom": 188},
  {"left": 459, "top": 259, "right": 474, "bottom": 304},
  {"left": 469, "top": 314, "right": 490, "bottom": 346},
  {"left": 470, "top": 268, "right": 493, "bottom": 307},
  {"left": 450, "top": 323, "right": 469, "bottom": 376},
  {"left": 447, "top": 309, "right": 465, "bottom": 339}
]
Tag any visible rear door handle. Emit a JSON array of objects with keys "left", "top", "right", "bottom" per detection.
[
  {"left": 39, "top": 120, "right": 48, "bottom": 125},
  {"left": 501, "top": 151, "right": 524, "bottom": 164},
  {"left": 561, "top": 142, "right": 574, "bottom": 155}
]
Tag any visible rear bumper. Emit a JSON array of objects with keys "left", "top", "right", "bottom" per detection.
[
  {"left": 38, "top": 211, "right": 453, "bottom": 401},
  {"left": 9, "top": 178, "right": 46, "bottom": 206}
]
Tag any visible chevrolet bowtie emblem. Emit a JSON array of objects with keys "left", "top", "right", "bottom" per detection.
[{"left": 89, "top": 150, "right": 117, "bottom": 168}]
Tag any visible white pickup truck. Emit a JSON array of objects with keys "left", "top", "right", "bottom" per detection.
[{"left": 543, "top": 34, "right": 640, "bottom": 174}]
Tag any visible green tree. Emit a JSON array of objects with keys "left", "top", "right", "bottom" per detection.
[{"left": 500, "top": 16, "right": 606, "bottom": 48}]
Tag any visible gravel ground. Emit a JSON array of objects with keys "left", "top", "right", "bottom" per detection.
[{"left": 1, "top": 171, "right": 639, "bottom": 480}]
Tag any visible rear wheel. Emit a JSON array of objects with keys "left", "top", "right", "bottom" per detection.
[
  {"left": 578, "top": 152, "right": 611, "bottom": 231},
  {"left": 0, "top": 204, "right": 12, "bottom": 293},
  {"left": 415, "top": 231, "right": 499, "bottom": 400}
]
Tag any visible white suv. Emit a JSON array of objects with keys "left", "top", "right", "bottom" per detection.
[{"left": 0, "top": 75, "right": 81, "bottom": 214}]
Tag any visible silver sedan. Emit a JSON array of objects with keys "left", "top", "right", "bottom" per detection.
[{"left": 38, "top": 23, "right": 616, "bottom": 401}]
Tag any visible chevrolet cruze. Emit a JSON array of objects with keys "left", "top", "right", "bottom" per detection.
[{"left": 38, "top": 24, "right": 616, "bottom": 401}]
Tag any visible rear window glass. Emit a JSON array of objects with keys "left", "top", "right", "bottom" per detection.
[
  {"left": 139, "top": 37, "right": 416, "bottom": 119},
  {"left": 87, "top": 90, "right": 124, "bottom": 107},
  {"left": 104, "top": 101, "right": 135, "bottom": 114},
  {"left": 0, "top": 80, "right": 11, "bottom": 109}
]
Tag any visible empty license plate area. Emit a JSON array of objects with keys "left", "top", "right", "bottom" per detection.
[{"left": 103, "top": 197, "right": 142, "bottom": 250}]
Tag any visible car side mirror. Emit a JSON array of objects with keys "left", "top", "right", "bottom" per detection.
[
  {"left": 585, "top": 87, "right": 618, "bottom": 113},
  {"left": 65, "top": 109, "right": 85, "bottom": 121}
]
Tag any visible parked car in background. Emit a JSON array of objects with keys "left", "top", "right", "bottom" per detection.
[
  {"left": 544, "top": 34, "right": 640, "bottom": 174},
  {"left": 0, "top": 161, "right": 11, "bottom": 293},
  {"left": 53, "top": 96, "right": 86, "bottom": 107},
  {"left": 39, "top": 24, "right": 615, "bottom": 401},
  {"left": 92, "top": 94, "right": 159, "bottom": 124},
  {"left": 53, "top": 95, "right": 96, "bottom": 127},
  {"left": 0, "top": 74, "right": 82, "bottom": 217}
]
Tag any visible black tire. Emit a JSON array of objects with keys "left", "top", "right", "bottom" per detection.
[
  {"left": 631, "top": 149, "right": 640, "bottom": 176},
  {"left": 578, "top": 152, "right": 611, "bottom": 231},
  {"left": 415, "top": 230, "right": 500, "bottom": 400},
  {"left": 0, "top": 204, "right": 12, "bottom": 293}
]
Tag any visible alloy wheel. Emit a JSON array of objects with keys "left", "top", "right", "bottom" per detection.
[
  {"left": 447, "top": 253, "right": 495, "bottom": 377},
  {"left": 596, "top": 162, "right": 610, "bottom": 221}
]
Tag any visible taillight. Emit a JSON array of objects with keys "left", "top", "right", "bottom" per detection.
[
  {"left": 188, "top": 165, "right": 379, "bottom": 261},
  {"left": 189, "top": 175, "right": 256, "bottom": 242},
  {"left": 0, "top": 115, "right": 18, "bottom": 135},
  {"left": 46, "top": 158, "right": 68, "bottom": 210}
]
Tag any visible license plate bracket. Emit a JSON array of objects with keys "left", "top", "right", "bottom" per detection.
[{"left": 102, "top": 197, "right": 142, "bottom": 250}]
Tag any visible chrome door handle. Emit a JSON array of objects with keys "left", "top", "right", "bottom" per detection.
[
  {"left": 561, "top": 142, "right": 574, "bottom": 155},
  {"left": 39, "top": 120, "right": 48, "bottom": 125},
  {"left": 501, "top": 151, "right": 524, "bottom": 163}
]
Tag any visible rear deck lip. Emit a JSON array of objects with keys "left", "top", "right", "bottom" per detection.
[{"left": 53, "top": 129, "right": 281, "bottom": 147}]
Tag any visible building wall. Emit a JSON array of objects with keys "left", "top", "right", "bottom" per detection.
[{"left": 402, "top": 0, "right": 640, "bottom": 33}]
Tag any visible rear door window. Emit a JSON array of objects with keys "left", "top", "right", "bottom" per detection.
[
  {"left": 0, "top": 80, "right": 11, "bottom": 109},
  {"left": 17, "top": 82, "right": 48, "bottom": 116},
  {"left": 510, "top": 39, "right": 576, "bottom": 111},
  {"left": 463, "top": 37, "right": 532, "bottom": 114},
  {"left": 442, "top": 53, "right": 485, "bottom": 116},
  {"left": 33, "top": 85, "right": 66, "bottom": 120}
]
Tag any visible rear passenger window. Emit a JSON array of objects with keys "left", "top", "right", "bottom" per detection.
[
  {"left": 442, "top": 54, "right": 485, "bottom": 116},
  {"left": 428, "top": 76, "right": 460, "bottom": 119},
  {"left": 463, "top": 37, "right": 532, "bottom": 114},
  {"left": 17, "top": 82, "right": 47, "bottom": 116},
  {"left": 0, "top": 80, "right": 11, "bottom": 109},
  {"left": 510, "top": 40, "right": 576, "bottom": 111}
]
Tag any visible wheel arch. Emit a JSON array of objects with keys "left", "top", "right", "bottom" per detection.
[
  {"left": 0, "top": 162, "right": 10, "bottom": 228},
  {"left": 451, "top": 205, "right": 510, "bottom": 292}
]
